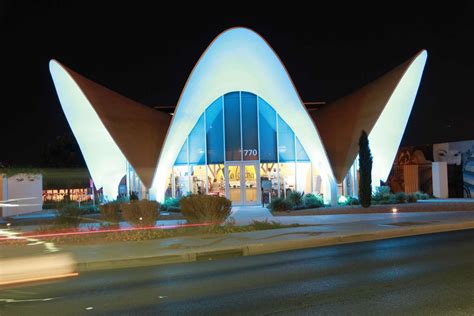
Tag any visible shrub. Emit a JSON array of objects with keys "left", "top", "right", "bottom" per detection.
[
  {"left": 268, "top": 197, "right": 292, "bottom": 212},
  {"left": 339, "top": 196, "right": 360, "bottom": 206},
  {"left": 55, "top": 203, "right": 85, "bottom": 228},
  {"left": 129, "top": 191, "right": 139, "bottom": 201},
  {"left": 394, "top": 192, "right": 407, "bottom": 204},
  {"left": 347, "top": 196, "right": 360, "bottom": 205},
  {"left": 121, "top": 199, "right": 160, "bottom": 227},
  {"left": 372, "top": 186, "right": 392, "bottom": 203},
  {"left": 286, "top": 191, "right": 304, "bottom": 208},
  {"left": 406, "top": 193, "right": 418, "bottom": 203},
  {"left": 304, "top": 193, "right": 324, "bottom": 208},
  {"left": 161, "top": 197, "right": 181, "bottom": 212},
  {"left": 415, "top": 191, "right": 430, "bottom": 200},
  {"left": 99, "top": 201, "right": 122, "bottom": 225},
  {"left": 372, "top": 188, "right": 416, "bottom": 205},
  {"left": 374, "top": 186, "right": 391, "bottom": 196},
  {"left": 179, "top": 194, "right": 231, "bottom": 224}
]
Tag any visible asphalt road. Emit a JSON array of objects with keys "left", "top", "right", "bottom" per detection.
[{"left": 1, "top": 230, "right": 473, "bottom": 315}]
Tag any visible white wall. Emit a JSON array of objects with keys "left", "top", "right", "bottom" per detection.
[
  {"left": 432, "top": 162, "right": 449, "bottom": 198},
  {"left": 1, "top": 174, "right": 43, "bottom": 217}
]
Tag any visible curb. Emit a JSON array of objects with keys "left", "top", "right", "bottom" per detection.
[
  {"left": 74, "top": 221, "right": 474, "bottom": 272},
  {"left": 245, "top": 221, "right": 474, "bottom": 256}
]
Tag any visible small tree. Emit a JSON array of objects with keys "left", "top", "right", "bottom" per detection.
[{"left": 358, "top": 130, "right": 373, "bottom": 208}]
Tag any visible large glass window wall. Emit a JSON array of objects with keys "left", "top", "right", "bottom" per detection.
[{"left": 166, "top": 91, "right": 323, "bottom": 200}]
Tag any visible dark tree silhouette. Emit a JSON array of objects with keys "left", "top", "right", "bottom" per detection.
[{"left": 358, "top": 130, "right": 373, "bottom": 208}]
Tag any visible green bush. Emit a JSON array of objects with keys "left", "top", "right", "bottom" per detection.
[
  {"left": 373, "top": 186, "right": 391, "bottom": 197},
  {"left": 372, "top": 186, "right": 392, "bottom": 204},
  {"left": 129, "top": 191, "right": 139, "bottom": 201},
  {"left": 99, "top": 201, "right": 121, "bottom": 225},
  {"left": 303, "top": 193, "right": 324, "bottom": 208},
  {"left": 347, "top": 196, "right": 360, "bottom": 205},
  {"left": 372, "top": 187, "right": 419, "bottom": 205},
  {"left": 179, "top": 194, "right": 231, "bottom": 224},
  {"left": 121, "top": 199, "right": 160, "bottom": 227},
  {"left": 339, "top": 196, "right": 360, "bottom": 206},
  {"left": 394, "top": 192, "right": 407, "bottom": 204},
  {"left": 414, "top": 191, "right": 430, "bottom": 200},
  {"left": 161, "top": 197, "right": 181, "bottom": 212},
  {"left": 55, "top": 203, "right": 85, "bottom": 228},
  {"left": 268, "top": 197, "right": 292, "bottom": 212},
  {"left": 286, "top": 191, "right": 304, "bottom": 208},
  {"left": 406, "top": 193, "right": 418, "bottom": 203}
]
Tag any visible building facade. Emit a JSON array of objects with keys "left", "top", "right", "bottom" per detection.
[{"left": 49, "top": 27, "right": 428, "bottom": 205}]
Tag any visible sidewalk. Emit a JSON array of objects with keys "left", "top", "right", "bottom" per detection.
[{"left": 3, "top": 211, "right": 471, "bottom": 272}]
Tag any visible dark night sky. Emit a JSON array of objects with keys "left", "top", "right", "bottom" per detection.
[{"left": 1, "top": 1, "right": 473, "bottom": 166}]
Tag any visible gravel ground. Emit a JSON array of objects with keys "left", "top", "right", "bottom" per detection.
[{"left": 272, "top": 201, "right": 474, "bottom": 216}]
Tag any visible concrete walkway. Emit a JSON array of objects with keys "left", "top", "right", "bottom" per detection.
[{"left": 2, "top": 211, "right": 473, "bottom": 273}]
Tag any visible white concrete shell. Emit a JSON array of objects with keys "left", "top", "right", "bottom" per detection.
[
  {"left": 50, "top": 60, "right": 127, "bottom": 199},
  {"left": 369, "top": 50, "right": 428, "bottom": 186},
  {"left": 49, "top": 27, "right": 428, "bottom": 205},
  {"left": 152, "top": 27, "right": 334, "bottom": 202}
]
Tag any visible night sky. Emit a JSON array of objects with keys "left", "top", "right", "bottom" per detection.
[{"left": 1, "top": 1, "right": 473, "bottom": 166}]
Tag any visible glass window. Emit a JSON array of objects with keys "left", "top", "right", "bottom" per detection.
[
  {"left": 224, "top": 92, "right": 241, "bottom": 161},
  {"left": 312, "top": 164, "right": 326, "bottom": 197},
  {"left": 244, "top": 164, "right": 258, "bottom": 204},
  {"left": 190, "top": 165, "right": 207, "bottom": 194},
  {"left": 277, "top": 116, "right": 295, "bottom": 162},
  {"left": 241, "top": 92, "right": 258, "bottom": 161},
  {"left": 208, "top": 164, "right": 225, "bottom": 197},
  {"left": 296, "top": 137, "right": 310, "bottom": 162},
  {"left": 296, "top": 162, "right": 312, "bottom": 194},
  {"left": 175, "top": 139, "right": 188, "bottom": 165},
  {"left": 173, "top": 165, "right": 189, "bottom": 198},
  {"left": 189, "top": 114, "right": 205, "bottom": 165},
  {"left": 165, "top": 170, "right": 173, "bottom": 198},
  {"left": 206, "top": 97, "right": 224, "bottom": 164},
  {"left": 260, "top": 163, "right": 279, "bottom": 204},
  {"left": 279, "top": 162, "right": 296, "bottom": 197},
  {"left": 258, "top": 98, "right": 277, "bottom": 163}
]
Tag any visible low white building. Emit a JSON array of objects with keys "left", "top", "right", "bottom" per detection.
[{"left": 0, "top": 173, "right": 43, "bottom": 217}]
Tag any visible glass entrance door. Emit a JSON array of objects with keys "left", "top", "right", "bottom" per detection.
[
  {"left": 226, "top": 164, "right": 241, "bottom": 204},
  {"left": 225, "top": 162, "right": 260, "bottom": 206}
]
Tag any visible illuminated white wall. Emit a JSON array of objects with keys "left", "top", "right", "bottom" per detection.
[
  {"left": 50, "top": 60, "right": 127, "bottom": 200},
  {"left": 368, "top": 51, "right": 428, "bottom": 187},
  {"left": 1, "top": 174, "right": 43, "bottom": 216},
  {"left": 152, "top": 27, "right": 334, "bottom": 202}
]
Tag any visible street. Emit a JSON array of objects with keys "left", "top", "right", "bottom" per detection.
[{"left": 1, "top": 230, "right": 473, "bottom": 315}]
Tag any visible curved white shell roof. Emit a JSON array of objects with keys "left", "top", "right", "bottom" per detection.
[
  {"left": 49, "top": 27, "right": 428, "bottom": 203},
  {"left": 369, "top": 50, "right": 428, "bottom": 185},
  {"left": 152, "top": 27, "right": 334, "bottom": 201},
  {"left": 50, "top": 60, "right": 127, "bottom": 199}
]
